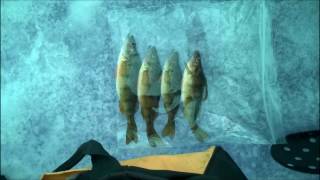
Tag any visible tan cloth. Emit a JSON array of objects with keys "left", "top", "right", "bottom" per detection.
[{"left": 41, "top": 146, "right": 215, "bottom": 180}]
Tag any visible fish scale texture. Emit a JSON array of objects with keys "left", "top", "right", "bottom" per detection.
[{"left": 1, "top": 0, "right": 319, "bottom": 179}]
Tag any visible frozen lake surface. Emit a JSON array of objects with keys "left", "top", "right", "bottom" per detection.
[{"left": 1, "top": 0, "right": 319, "bottom": 179}]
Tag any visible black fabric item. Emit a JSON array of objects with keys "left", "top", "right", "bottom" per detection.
[
  {"left": 53, "top": 140, "right": 247, "bottom": 180},
  {"left": 271, "top": 130, "right": 320, "bottom": 174},
  {"left": 0, "top": 175, "right": 7, "bottom": 180},
  {"left": 53, "top": 140, "right": 122, "bottom": 179},
  {"left": 204, "top": 147, "right": 247, "bottom": 180}
]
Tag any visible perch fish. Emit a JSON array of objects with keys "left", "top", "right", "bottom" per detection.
[
  {"left": 161, "top": 50, "right": 182, "bottom": 138},
  {"left": 181, "top": 50, "right": 208, "bottom": 142},
  {"left": 116, "top": 34, "right": 141, "bottom": 144},
  {"left": 138, "top": 46, "right": 163, "bottom": 147}
]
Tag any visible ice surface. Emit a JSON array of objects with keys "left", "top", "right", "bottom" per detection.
[
  {"left": 1, "top": 0, "right": 319, "bottom": 179},
  {"left": 267, "top": 0, "right": 319, "bottom": 139}
]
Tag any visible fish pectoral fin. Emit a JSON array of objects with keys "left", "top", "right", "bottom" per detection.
[{"left": 165, "top": 96, "right": 180, "bottom": 112}]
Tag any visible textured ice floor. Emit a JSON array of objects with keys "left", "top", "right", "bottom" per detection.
[{"left": 1, "top": 0, "right": 319, "bottom": 179}]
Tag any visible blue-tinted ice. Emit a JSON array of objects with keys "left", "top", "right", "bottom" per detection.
[{"left": 1, "top": 0, "right": 319, "bottom": 179}]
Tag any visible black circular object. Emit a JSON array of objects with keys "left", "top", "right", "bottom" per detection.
[{"left": 271, "top": 130, "right": 320, "bottom": 174}]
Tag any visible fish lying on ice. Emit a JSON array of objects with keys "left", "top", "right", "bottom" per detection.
[
  {"left": 116, "top": 34, "right": 141, "bottom": 144},
  {"left": 161, "top": 50, "right": 182, "bottom": 138},
  {"left": 138, "top": 46, "right": 163, "bottom": 147},
  {"left": 181, "top": 50, "right": 208, "bottom": 142}
]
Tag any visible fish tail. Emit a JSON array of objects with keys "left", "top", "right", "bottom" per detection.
[
  {"left": 168, "top": 107, "right": 178, "bottom": 122},
  {"left": 125, "top": 114, "right": 138, "bottom": 144},
  {"left": 145, "top": 112, "right": 163, "bottom": 147},
  {"left": 162, "top": 106, "right": 178, "bottom": 138},
  {"left": 127, "top": 114, "right": 136, "bottom": 128},
  {"left": 191, "top": 124, "right": 208, "bottom": 142},
  {"left": 142, "top": 107, "right": 163, "bottom": 147},
  {"left": 141, "top": 107, "right": 156, "bottom": 135},
  {"left": 161, "top": 121, "right": 175, "bottom": 138},
  {"left": 140, "top": 96, "right": 163, "bottom": 147}
]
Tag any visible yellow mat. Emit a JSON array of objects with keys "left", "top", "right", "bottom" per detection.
[{"left": 41, "top": 146, "right": 215, "bottom": 180}]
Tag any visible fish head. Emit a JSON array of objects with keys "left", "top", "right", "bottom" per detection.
[
  {"left": 187, "top": 50, "right": 202, "bottom": 74},
  {"left": 145, "top": 46, "right": 160, "bottom": 68},
  {"left": 168, "top": 50, "right": 179, "bottom": 66},
  {"left": 123, "top": 34, "right": 138, "bottom": 56},
  {"left": 164, "top": 50, "right": 179, "bottom": 72}
]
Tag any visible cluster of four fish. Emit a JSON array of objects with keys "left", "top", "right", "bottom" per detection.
[{"left": 116, "top": 34, "right": 208, "bottom": 147}]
